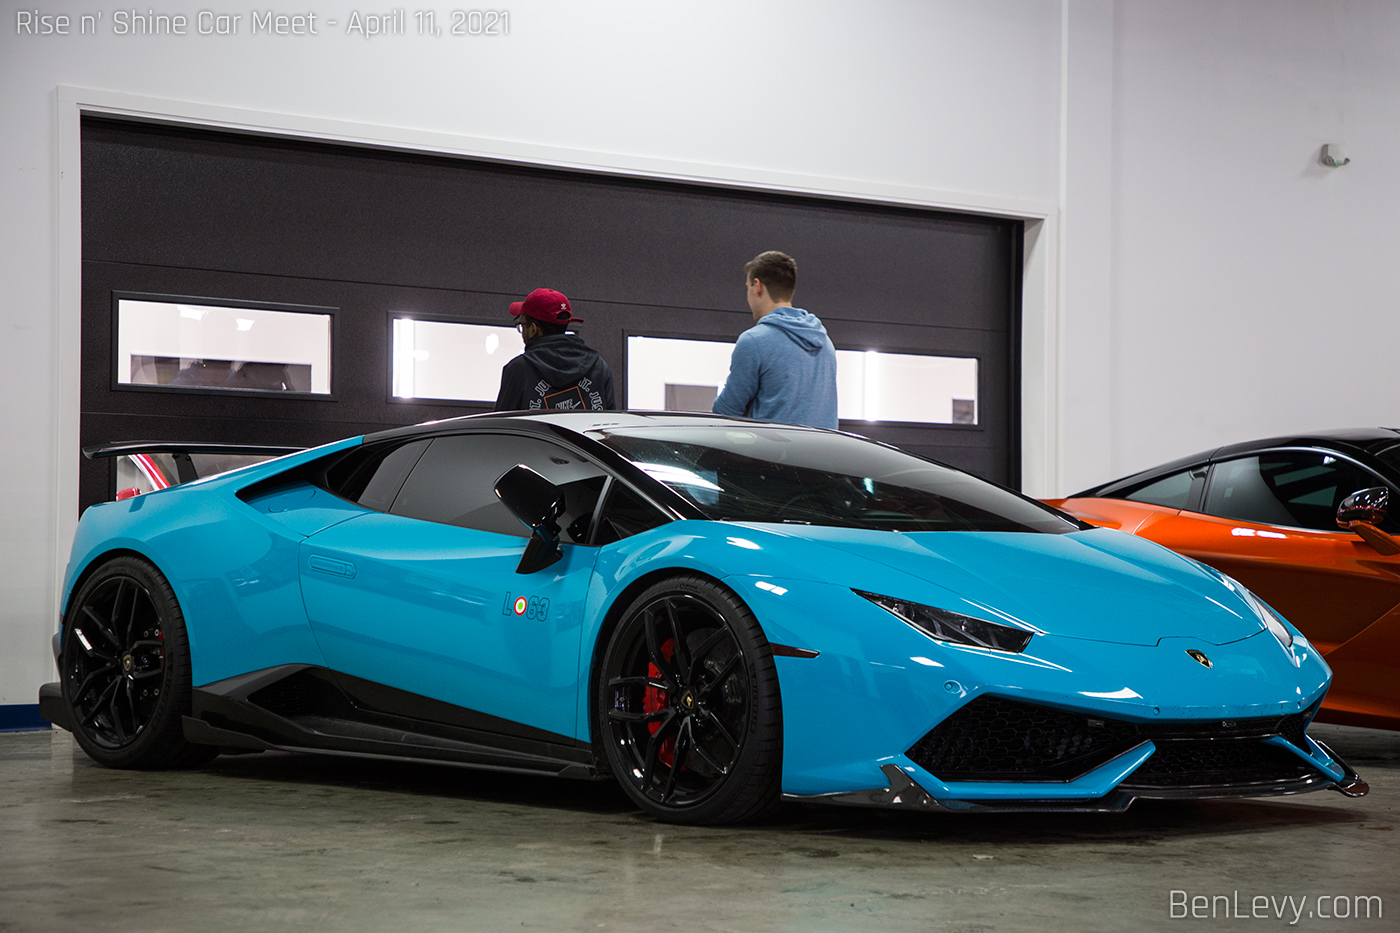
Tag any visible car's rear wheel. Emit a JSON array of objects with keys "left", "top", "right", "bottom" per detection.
[
  {"left": 61, "top": 555, "right": 213, "bottom": 769},
  {"left": 597, "top": 575, "right": 782, "bottom": 824}
]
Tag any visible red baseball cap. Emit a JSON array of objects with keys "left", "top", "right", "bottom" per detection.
[{"left": 509, "top": 288, "right": 584, "bottom": 325}]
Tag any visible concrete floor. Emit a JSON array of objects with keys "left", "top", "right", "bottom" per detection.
[{"left": 1, "top": 724, "right": 1396, "bottom": 933}]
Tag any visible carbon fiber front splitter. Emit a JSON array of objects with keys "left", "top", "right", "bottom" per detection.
[{"left": 784, "top": 745, "right": 1368, "bottom": 815}]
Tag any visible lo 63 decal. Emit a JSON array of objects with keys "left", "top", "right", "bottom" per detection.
[{"left": 502, "top": 592, "right": 550, "bottom": 621}]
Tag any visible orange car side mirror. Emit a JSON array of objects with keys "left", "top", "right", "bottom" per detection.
[{"left": 1337, "top": 487, "right": 1400, "bottom": 555}]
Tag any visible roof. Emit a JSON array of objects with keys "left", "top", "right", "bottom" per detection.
[
  {"left": 364, "top": 410, "right": 829, "bottom": 444},
  {"left": 1211, "top": 427, "right": 1400, "bottom": 460},
  {"left": 1076, "top": 427, "right": 1400, "bottom": 498}
]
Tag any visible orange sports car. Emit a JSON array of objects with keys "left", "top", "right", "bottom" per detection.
[{"left": 1047, "top": 428, "right": 1400, "bottom": 731}]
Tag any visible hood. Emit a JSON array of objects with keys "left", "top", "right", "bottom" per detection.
[
  {"left": 736, "top": 524, "right": 1265, "bottom": 647},
  {"left": 757, "top": 307, "right": 830, "bottom": 353},
  {"left": 522, "top": 334, "right": 603, "bottom": 386}
]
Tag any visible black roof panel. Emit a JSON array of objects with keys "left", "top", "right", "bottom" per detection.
[{"left": 1076, "top": 428, "right": 1400, "bottom": 499}]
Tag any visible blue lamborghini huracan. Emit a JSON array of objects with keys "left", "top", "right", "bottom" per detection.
[{"left": 42, "top": 413, "right": 1367, "bottom": 823}]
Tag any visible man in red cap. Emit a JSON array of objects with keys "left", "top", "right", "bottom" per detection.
[{"left": 494, "top": 288, "right": 616, "bottom": 412}]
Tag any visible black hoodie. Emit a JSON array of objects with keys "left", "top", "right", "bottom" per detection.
[{"left": 494, "top": 333, "right": 616, "bottom": 412}]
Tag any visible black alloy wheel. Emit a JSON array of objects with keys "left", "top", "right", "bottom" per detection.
[
  {"left": 598, "top": 575, "right": 781, "bottom": 824},
  {"left": 61, "top": 555, "right": 213, "bottom": 769}
]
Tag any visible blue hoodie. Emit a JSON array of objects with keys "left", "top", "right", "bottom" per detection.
[{"left": 713, "top": 306, "right": 838, "bottom": 429}]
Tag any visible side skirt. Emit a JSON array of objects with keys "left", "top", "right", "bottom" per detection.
[{"left": 186, "top": 665, "right": 601, "bottom": 780}]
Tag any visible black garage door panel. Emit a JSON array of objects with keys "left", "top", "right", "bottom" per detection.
[
  {"left": 81, "top": 118, "right": 1020, "bottom": 512},
  {"left": 83, "top": 122, "right": 1014, "bottom": 331}
]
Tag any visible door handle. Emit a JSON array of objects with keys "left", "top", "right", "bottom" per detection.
[{"left": 308, "top": 555, "right": 357, "bottom": 579}]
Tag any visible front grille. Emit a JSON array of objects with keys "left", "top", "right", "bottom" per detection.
[
  {"left": 1132, "top": 706, "right": 1314, "bottom": 752},
  {"left": 1121, "top": 740, "right": 1315, "bottom": 789},
  {"left": 907, "top": 695, "right": 1140, "bottom": 782},
  {"left": 1277, "top": 702, "right": 1318, "bottom": 752},
  {"left": 908, "top": 695, "right": 1316, "bottom": 785}
]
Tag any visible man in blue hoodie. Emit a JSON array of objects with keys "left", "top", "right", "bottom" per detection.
[{"left": 713, "top": 251, "right": 838, "bottom": 429}]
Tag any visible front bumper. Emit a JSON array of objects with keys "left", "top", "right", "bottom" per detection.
[
  {"left": 38, "top": 682, "right": 71, "bottom": 733},
  {"left": 785, "top": 731, "right": 1368, "bottom": 814},
  {"left": 39, "top": 633, "right": 73, "bottom": 732}
]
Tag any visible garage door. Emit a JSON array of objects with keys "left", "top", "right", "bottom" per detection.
[{"left": 81, "top": 118, "right": 1022, "bottom": 511}]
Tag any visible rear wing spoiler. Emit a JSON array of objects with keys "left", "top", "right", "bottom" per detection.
[
  {"left": 83, "top": 442, "right": 306, "bottom": 496},
  {"left": 83, "top": 442, "right": 306, "bottom": 460}
]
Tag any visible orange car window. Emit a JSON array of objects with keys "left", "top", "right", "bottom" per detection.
[
  {"left": 1205, "top": 453, "right": 1395, "bottom": 532},
  {"left": 1377, "top": 443, "right": 1400, "bottom": 474},
  {"left": 1122, "top": 468, "right": 1201, "bottom": 509}
]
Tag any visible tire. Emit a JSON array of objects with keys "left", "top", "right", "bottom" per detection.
[
  {"left": 597, "top": 575, "right": 782, "bottom": 824},
  {"left": 60, "top": 555, "right": 214, "bottom": 769}
]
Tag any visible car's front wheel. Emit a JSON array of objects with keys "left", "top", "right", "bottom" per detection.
[
  {"left": 60, "top": 555, "right": 213, "bottom": 769},
  {"left": 597, "top": 575, "right": 782, "bottom": 823}
]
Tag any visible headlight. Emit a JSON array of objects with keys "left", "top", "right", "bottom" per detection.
[
  {"left": 1238, "top": 587, "right": 1294, "bottom": 649},
  {"left": 1203, "top": 567, "right": 1295, "bottom": 649},
  {"left": 854, "top": 589, "right": 1033, "bottom": 653}
]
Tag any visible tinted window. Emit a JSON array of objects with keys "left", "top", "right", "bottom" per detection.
[
  {"left": 594, "top": 482, "right": 670, "bottom": 545},
  {"left": 391, "top": 434, "right": 607, "bottom": 538},
  {"left": 323, "top": 440, "right": 430, "bottom": 511},
  {"left": 1204, "top": 452, "right": 1388, "bottom": 531},
  {"left": 1122, "top": 468, "right": 1203, "bottom": 510},
  {"left": 1377, "top": 444, "right": 1400, "bottom": 475},
  {"left": 590, "top": 426, "right": 1078, "bottom": 533}
]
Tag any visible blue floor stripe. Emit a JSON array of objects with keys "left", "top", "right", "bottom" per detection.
[{"left": 0, "top": 705, "right": 51, "bottom": 732}]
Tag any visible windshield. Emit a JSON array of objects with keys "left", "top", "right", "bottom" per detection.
[{"left": 591, "top": 426, "right": 1080, "bottom": 533}]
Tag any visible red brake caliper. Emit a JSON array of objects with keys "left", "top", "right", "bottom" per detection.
[{"left": 643, "top": 638, "right": 677, "bottom": 767}]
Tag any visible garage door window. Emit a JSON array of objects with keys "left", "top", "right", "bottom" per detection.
[
  {"left": 116, "top": 297, "right": 333, "bottom": 395},
  {"left": 626, "top": 336, "right": 978, "bottom": 425},
  {"left": 392, "top": 317, "right": 524, "bottom": 402}
]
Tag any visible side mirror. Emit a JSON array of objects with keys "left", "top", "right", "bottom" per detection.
[
  {"left": 1337, "top": 487, "right": 1389, "bottom": 527},
  {"left": 495, "top": 465, "right": 566, "bottom": 573},
  {"left": 1336, "top": 487, "right": 1400, "bottom": 556}
]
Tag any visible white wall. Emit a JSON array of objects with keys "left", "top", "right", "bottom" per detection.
[
  {"left": 1099, "top": 0, "right": 1400, "bottom": 483},
  {"left": 3, "top": 0, "right": 1398, "bottom": 709}
]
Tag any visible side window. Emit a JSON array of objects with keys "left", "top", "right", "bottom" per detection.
[
  {"left": 1203, "top": 452, "right": 1390, "bottom": 532},
  {"left": 594, "top": 481, "right": 670, "bottom": 545},
  {"left": 1121, "top": 468, "right": 1204, "bottom": 510},
  {"left": 1377, "top": 443, "right": 1400, "bottom": 475},
  {"left": 323, "top": 440, "right": 431, "bottom": 511},
  {"left": 390, "top": 434, "right": 606, "bottom": 539}
]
